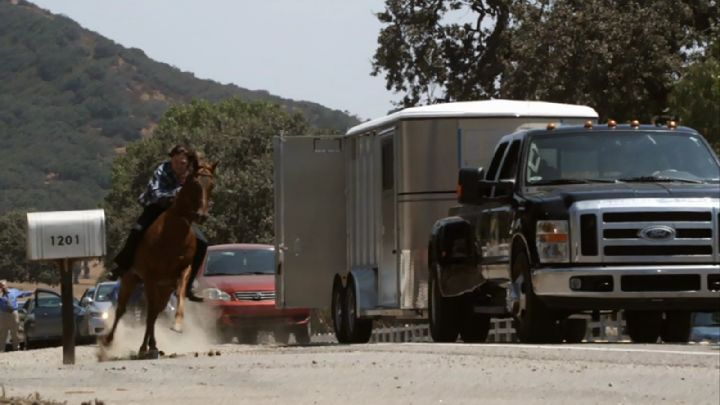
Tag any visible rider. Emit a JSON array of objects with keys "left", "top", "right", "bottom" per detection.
[{"left": 107, "top": 145, "right": 207, "bottom": 302}]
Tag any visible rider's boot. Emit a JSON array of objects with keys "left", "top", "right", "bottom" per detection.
[
  {"left": 107, "top": 228, "right": 143, "bottom": 281},
  {"left": 185, "top": 239, "right": 207, "bottom": 302}
]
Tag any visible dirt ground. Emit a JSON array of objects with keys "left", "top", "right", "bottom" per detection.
[{"left": 1, "top": 302, "right": 718, "bottom": 405}]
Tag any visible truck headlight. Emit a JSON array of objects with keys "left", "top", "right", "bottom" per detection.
[
  {"left": 536, "top": 220, "right": 570, "bottom": 263},
  {"left": 202, "top": 288, "right": 231, "bottom": 301}
]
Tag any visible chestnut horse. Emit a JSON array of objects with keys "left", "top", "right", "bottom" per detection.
[{"left": 103, "top": 160, "right": 217, "bottom": 358}]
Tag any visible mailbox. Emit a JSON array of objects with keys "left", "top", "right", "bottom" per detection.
[{"left": 26, "top": 209, "right": 106, "bottom": 260}]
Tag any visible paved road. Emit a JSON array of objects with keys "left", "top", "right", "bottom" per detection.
[{"left": 1, "top": 342, "right": 718, "bottom": 404}]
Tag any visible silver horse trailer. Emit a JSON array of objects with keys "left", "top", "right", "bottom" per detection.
[{"left": 274, "top": 99, "right": 598, "bottom": 343}]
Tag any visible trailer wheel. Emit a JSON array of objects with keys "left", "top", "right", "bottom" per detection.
[
  {"left": 563, "top": 319, "right": 587, "bottom": 343},
  {"left": 343, "top": 276, "right": 373, "bottom": 343},
  {"left": 460, "top": 312, "right": 490, "bottom": 343},
  {"left": 428, "top": 265, "right": 460, "bottom": 342},
  {"left": 625, "top": 310, "right": 662, "bottom": 343},
  {"left": 511, "top": 252, "right": 562, "bottom": 343},
  {"left": 331, "top": 275, "right": 350, "bottom": 344},
  {"left": 660, "top": 311, "right": 691, "bottom": 343}
]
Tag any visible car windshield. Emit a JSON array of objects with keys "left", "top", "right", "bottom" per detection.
[
  {"left": 525, "top": 131, "right": 720, "bottom": 185},
  {"left": 693, "top": 312, "right": 720, "bottom": 327},
  {"left": 94, "top": 283, "right": 116, "bottom": 302},
  {"left": 204, "top": 249, "right": 274, "bottom": 276}
]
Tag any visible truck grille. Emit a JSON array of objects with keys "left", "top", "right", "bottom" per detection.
[
  {"left": 571, "top": 199, "right": 719, "bottom": 264},
  {"left": 234, "top": 291, "right": 275, "bottom": 301}
]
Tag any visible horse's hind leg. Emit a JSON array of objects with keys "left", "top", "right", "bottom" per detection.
[
  {"left": 103, "top": 272, "right": 139, "bottom": 347},
  {"left": 172, "top": 265, "right": 192, "bottom": 333}
]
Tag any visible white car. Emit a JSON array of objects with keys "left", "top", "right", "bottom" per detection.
[{"left": 80, "top": 281, "right": 118, "bottom": 337}]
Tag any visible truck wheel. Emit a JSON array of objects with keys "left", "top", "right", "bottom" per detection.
[
  {"left": 625, "top": 310, "right": 662, "bottom": 343},
  {"left": 331, "top": 275, "right": 350, "bottom": 344},
  {"left": 343, "top": 276, "right": 373, "bottom": 343},
  {"left": 428, "top": 266, "right": 460, "bottom": 342},
  {"left": 563, "top": 319, "right": 587, "bottom": 343},
  {"left": 294, "top": 323, "right": 311, "bottom": 345},
  {"left": 511, "top": 252, "right": 562, "bottom": 343},
  {"left": 460, "top": 311, "right": 490, "bottom": 343},
  {"left": 660, "top": 311, "right": 691, "bottom": 343}
]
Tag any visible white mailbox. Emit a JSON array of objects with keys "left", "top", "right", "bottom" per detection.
[{"left": 27, "top": 209, "right": 106, "bottom": 260}]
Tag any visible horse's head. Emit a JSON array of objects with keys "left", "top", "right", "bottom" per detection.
[{"left": 178, "top": 160, "right": 218, "bottom": 224}]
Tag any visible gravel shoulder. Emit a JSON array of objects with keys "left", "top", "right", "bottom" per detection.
[{"left": 1, "top": 339, "right": 718, "bottom": 405}]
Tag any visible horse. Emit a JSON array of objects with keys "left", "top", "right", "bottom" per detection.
[{"left": 103, "top": 160, "right": 218, "bottom": 358}]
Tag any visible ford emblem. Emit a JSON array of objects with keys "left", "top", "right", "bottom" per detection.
[{"left": 638, "top": 225, "right": 676, "bottom": 241}]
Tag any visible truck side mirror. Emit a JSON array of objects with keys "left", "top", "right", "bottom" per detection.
[
  {"left": 494, "top": 180, "right": 515, "bottom": 198},
  {"left": 457, "top": 167, "right": 486, "bottom": 205},
  {"left": 81, "top": 296, "right": 93, "bottom": 306}
]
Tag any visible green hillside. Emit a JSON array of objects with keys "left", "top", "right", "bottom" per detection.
[{"left": 0, "top": 0, "right": 360, "bottom": 213}]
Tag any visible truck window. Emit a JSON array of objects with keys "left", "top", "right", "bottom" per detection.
[
  {"left": 498, "top": 140, "right": 521, "bottom": 180},
  {"left": 485, "top": 142, "right": 508, "bottom": 180}
]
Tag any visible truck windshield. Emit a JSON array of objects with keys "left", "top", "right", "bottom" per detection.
[
  {"left": 525, "top": 131, "right": 720, "bottom": 185},
  {"left": 204, "top": 249, "right": 275, "bottom": 276}
]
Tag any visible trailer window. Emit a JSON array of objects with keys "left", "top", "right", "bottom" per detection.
[
  {"left": 498, "top": 141, "right": 521, "bottom": 180},
  {"left": 485, "top": 142, "right": 508, "bottom": 180},
  {"left": 382, "top": 138, "right": 394, "bottom": 190}
]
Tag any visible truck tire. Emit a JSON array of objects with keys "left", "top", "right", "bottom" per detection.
[
  {"left": 660, "top": 311, "right": 691, "bottom": 343},
  {"left": 343, "top": 276, "right": 373, "bottom": 343},
  {"left": 428, "top": 265, "right": 460, "bottom": 342},
  {"left": 332, "top": 275, "right": 350, "bottom": 344},
  {"left": 460, "top": 312, "right": 490, "bottom": 343},
  {"left": 511, "top": 252, "right": 562, "bottom": 343},
  {"left": 563, "top": 319, "right": 587, "bottom": 343},
  {"left": 274, "top": 329, "right": 290, "bottom": 344},
  {"left": 625, "top": 310, "right": 662, "bottom": 343}
]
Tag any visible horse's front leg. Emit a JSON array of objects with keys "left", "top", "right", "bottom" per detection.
[
  {"left": 103, "top": 272, "right": 139, "bottom": 347},
  {"left": 140, "top": 282, "right": 160, "bottom": 357},
  {"left": 172, "top": 265, "right": 192, "bottom": 333}
]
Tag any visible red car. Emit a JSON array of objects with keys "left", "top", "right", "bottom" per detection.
[{"left": 196, "top": 244, "right": 311, "bottom": 344}]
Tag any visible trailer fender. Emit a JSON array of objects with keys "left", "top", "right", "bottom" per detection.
[
  {"left": 430, "top": 217, "right": 484, "bottom": 297},
  {"left": 349, "top": 267, "right": 378, "bottom": 314}
]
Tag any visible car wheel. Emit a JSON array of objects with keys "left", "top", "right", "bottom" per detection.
[
  {"left": 237, "top": 330, "right": 258, "bottom": 344},
  {"left": 428, "top": 263, "right": 460, "bottom": 342},
  {"left": 511, "top": 252, "right": 562, "bottom": 343},
  {"left": 294, "top": 323, "right": 311, "bottom": 345},
  {"left": 563, "top": 319, "right": 587, "bottom": 343},
  {"left": 331, "top": 275, "right": 350, "bottom": 344},
  {"left": 343, "top": 276, "right": 372, "bottom": 343},
  {"left": 274, "top": 329, "right": 290, "bottom": 345},
  {"left": 625, "top": 310, "right": 662, "bottom": 343},
  {"left": 660, "top": 311, "right": 691, "bottom": 343}
]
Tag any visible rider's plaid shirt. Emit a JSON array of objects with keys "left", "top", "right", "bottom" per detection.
[{"left": 138, "top": 161, "right": 182, "bottom": 208}]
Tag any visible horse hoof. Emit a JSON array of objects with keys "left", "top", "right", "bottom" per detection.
[
  {"left": 145, "top": 349, "right": 160, "bottom": 360},
  {"left": 170, "top": 325, "right": 183, "bottom": 334}
]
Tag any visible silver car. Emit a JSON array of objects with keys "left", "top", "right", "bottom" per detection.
[
  {"left": 20, "top": 289, "right": 88, "bottom": 349},
  {"left": 80, "top": 281, "right": 118, "bottom": 337}
]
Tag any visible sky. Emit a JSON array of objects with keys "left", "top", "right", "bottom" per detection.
[{"left": 30, "top": 0, "right": 397, "bottom": 121}]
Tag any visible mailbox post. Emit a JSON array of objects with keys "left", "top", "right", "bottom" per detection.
[{"left": 26, "top": 209, "right": 106, "bottom": 365}]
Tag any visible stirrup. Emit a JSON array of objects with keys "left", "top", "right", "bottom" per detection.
[{"left": 186, "top": 290, "right": 204, "bottom": 303}]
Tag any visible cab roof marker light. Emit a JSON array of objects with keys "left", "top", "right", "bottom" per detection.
[
  {"left": 584, "top": 120, "right": 593, "bottom": 129},
  {"left": 630, "top": 120, "right": 640, "bottom": 129},
  {"left": 546, "top": 122, "right": 556, "bottom": 130},
  {"left": 668, "top": 120, "right": 677, "bottom": 130},
  {"left": 607, "top": 120, "right": 617, "bottom": 128}
]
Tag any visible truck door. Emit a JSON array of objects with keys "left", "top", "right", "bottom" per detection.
[{"left": 274, "top": 135, "right": 346, "bottom": 309}]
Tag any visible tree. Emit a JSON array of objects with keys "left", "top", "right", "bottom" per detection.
[
  {"left": 372, "top": 0, "right": 718, "bottom": 121},
  {"left": 102, "top": 99, "right": 309, "bottom": 265},
  {"left": 502, "top": 0, "right": 718, "bottom": 122},
  {"left": 668, "top": 36, "right": 720, "bottom": 151},
  {"left": 372, "top": 0, "right": 511, "bottom": 108},
  {"left": 0, "top": 210, "right": 58, "bottom": 285}
]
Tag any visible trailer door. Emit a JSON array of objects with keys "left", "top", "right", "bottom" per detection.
[{"left": 274, "top": 135, "right": 346, "bottom": 309}]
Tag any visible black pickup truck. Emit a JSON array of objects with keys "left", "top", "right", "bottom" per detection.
[{"left": 428, "top": 121, "right": 720, "bottom": 343}]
